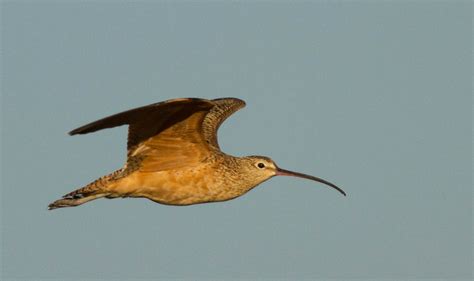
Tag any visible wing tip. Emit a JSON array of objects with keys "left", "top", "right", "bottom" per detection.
[
  {"left": 212, "top": 97, "right": 246, "bottom": 108},
  {"left": 68, "top": 126, "right": 89, "bottom": 136}
]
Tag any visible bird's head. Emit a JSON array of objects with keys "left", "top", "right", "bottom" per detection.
[{"left": 242, "top": 155, "right": 346, "bottom": 196}]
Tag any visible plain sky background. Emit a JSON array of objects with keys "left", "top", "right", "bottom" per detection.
[{"left": 1, "top": 1, "right": 472, "bottom": 280}]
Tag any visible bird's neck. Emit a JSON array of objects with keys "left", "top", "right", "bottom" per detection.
[{"left": 218, "top": 156, "right": 263, "bottom": 192}]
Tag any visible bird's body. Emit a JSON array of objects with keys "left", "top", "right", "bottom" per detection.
[
  {"left": 105, "top": 155, "right": 265, "bottom": 205},
  {"left": 49, "top": 98, "right": 344, "bottom": 210}
]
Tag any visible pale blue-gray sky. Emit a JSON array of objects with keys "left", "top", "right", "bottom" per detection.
[{"left": 1, "top": 1, "right": 472, "bottom": 280}]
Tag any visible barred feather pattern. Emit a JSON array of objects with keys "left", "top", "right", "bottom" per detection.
[{"left": 202, "top": 98, "right": 246, "bottom": 149}]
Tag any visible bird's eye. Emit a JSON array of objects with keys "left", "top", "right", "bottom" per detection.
[{"left": 257, "top": 163, "right": 265, "bottom": 169}]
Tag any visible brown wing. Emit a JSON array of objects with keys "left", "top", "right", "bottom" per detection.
[{"left": 69, "top": 97, "right": 246, "bottom": 172}]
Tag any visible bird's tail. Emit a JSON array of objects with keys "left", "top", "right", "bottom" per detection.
[{"left": 48, "top": 169, "right": 123, "bottom": 210}]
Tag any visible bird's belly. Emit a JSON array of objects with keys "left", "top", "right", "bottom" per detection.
[{"left": 113, "top": 168, "right": 243, "bottom": 205}]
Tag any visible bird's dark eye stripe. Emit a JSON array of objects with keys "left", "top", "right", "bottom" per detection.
[{"left": 258, "top": 163, "right": 265, "bottom": 168}]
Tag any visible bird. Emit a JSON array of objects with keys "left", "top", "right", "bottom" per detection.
[{"left": 48, "top": 97, "right": 345, "bottom": 210}]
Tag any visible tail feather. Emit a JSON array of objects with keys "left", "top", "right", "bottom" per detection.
[
  {"left": 48, "top": 169, "right": 123, "bottom": 210},
  {"left": 48, "top": 193, "right": 105, "bottom": 210}
]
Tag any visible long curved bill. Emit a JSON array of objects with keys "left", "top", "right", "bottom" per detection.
[{"left": 276, "top": 168, "right": 346, "bottom": 196}]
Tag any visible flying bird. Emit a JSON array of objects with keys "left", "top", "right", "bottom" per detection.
[{"left": 48, "top": 98, "right": 345, "bottom": 210}]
